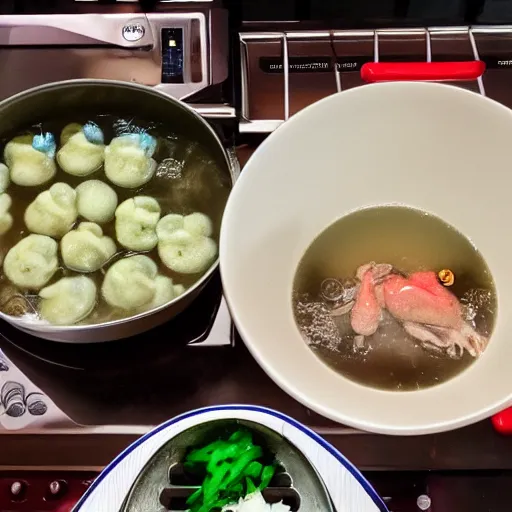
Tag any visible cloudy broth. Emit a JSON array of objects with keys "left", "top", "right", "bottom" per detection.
[
  {"left": 292, "top": 206, "right": 497, "bottom": 391},
  {"left": 0, "top": 115, "right": 231, "bottom": 325}
]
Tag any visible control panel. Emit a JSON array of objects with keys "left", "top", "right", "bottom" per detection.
[
  {"left": 0, "top": 472, "right": 97, "bottom": 511},
  {"left": 0, "top": 10, "right": 228, "bottom": 102},
  {"left": 161, "top": 27, "right": 184, "bottom": 84}
]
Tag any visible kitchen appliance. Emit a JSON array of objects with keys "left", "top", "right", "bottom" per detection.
[
  {"left": 0, "top": 8, "right": 230, "bottom": 109},
  {"left": 3, "top": 0, "right": 512, "bottom": 511},
  {"left": 238, "top": 25, "right": 512, "bottom": 133}
]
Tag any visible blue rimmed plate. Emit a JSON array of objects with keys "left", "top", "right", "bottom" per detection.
[{"left": 73, "top": 405, "right": 388, "bottom": 512}]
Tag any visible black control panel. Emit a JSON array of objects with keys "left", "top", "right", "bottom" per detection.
[{"left": 161, "top": 28, "right": 184, "bottom": 84}]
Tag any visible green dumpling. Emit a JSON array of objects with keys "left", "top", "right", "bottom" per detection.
[
  {"left": 4, "top": 134, "right": 57, "bottom": 186},
  {"left": 61, "top": 222, "right": 117, "bottom": 272},
  {"left": 156, "top": 212, "right": 217, "bottom": 275},
  {"left": 24, "top": 182, "right": 78, "bottom": 239},
  {"left": 39, "top": 276, "right": 97, "bottom": 325},
  {"left": 76, "top": 180, "right": 118, "bottom": 224},
  {"left": 104, "top": 133, "right": 157, "bottom": 188},
  {"left": 101, "top": 255, "right": 158, "bottom": 310},
  {"left": 3, "top": 234, "right": 58, "bottom": 290},
  {"left": 0, "top": 193, "right": 13, "bottom": 235},
  {"left": 115, "top": 196, "right": 161, "bottom": 252},
  {"left": 57, "top": 123, "right": 105, "bottom": 177},
  {"left": 0, "top": 163, "right": 10, "bottom": 193},
  {"left": 135, "top": 275, "right": 185, "bottom": 314}
]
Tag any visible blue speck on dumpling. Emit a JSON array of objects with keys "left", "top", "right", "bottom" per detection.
[
  {"left": 83, "top": 122, "right": 105, "bottom": 145},
  {"left": 117, "top": 132, "right": 156, "bottom": 158},
  {"left": 32, "top": 132, "right": 56, "bottom": 159},
  {"left": 118, "top": 133, "right": 141, "bottom": 146},
  {"left": 139, "top": 132, "right": 157, "bottom": 158}
]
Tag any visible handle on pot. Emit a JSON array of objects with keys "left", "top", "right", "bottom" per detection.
[
  {"left": 491, "top": 408, "right": 512, "bottom": 434},
  {"left": 361, "top": 61, "right": 486, "bottom": 83}
]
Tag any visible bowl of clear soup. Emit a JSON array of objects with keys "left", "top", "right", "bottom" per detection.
[{"left": 220, "top": 82, "right": 512, "bottom": 435}]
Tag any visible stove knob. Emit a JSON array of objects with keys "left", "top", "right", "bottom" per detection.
[
  {"left": 47, "top": 480, "right": 67, "bottom": 499},
  {"left": 49, "top": 480, "right": 61, "bottom": 495},
  {"left": 417, "top": 494, "right": 431, "bottom": 510},
  {"left": 10, "top": 480, "right": 26, "bottom": 499}
]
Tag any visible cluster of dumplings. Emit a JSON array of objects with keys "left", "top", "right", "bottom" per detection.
[{"left": 0, "top": 122, "right": 218, "bottom": 326}]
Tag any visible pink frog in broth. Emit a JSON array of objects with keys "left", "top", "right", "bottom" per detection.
[{"left": 340, "top": 262, "right": 488, "bottom": 359}]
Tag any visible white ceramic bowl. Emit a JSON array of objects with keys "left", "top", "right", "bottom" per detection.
[{"left": 220, "top": 82, "right": 512, "bottom": 435}]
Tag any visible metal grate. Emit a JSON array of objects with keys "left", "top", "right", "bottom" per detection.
[
  {"left": 159, "top": 463, "right": 301, "bottom": 511},
  {"left": 239, "top": 25, "right": 512, "bottom": 133}
]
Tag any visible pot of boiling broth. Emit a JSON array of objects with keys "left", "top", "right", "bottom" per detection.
[
  {"left": 220, "top": 82, "right": 512, "bottom": 435},
  {"left": 0, "top": 80, "right": 233, "bottom": 342}
]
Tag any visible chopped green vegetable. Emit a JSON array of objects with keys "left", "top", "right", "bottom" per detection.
[
  {"left": 184, "top": 429, "right": 278, "bottom": 512},
  {"left": 246, "top": 477, "right": 257, "bottom": 495},
  {"left": 231, "top": 483, "right": 243, "bottom": 495},
  {"left": 219, "top": 445, "right": 263, "bottom": 490},
  {"left": 228, "top": 430, "right": 252, "bottom": 445},
  {"left": 259, "top": 464, "right": 276, "bottom": 490},
  {"left": 187, "top": 488, "right": 202, "bottom": 505},
  {"left": 187, "top": 440, "right": 228, "bottom": 463},
  {"left": 245, "top": 461, "right": 263, "bottom": 479},
  {"left": 202, "top": 461, "right": 232, "bottom": 503}
]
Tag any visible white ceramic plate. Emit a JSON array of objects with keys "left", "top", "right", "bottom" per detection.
[{"left": 220, "top": 82, "right": 512, "bottom": 435}]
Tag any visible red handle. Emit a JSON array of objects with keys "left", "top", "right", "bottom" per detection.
[
  {"left": 361, "top": 61, "right": 486, "bottom": 83},
  {"left": 492, "top": 408, "right": 512, "bottom": 434}
]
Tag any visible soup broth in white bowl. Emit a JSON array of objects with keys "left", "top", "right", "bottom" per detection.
[{"left": 220, "top": 82, "right": 512, "bottom": 435}]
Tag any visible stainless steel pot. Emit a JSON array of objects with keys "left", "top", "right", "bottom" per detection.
[{"left": 0, "top": 79, "right": 234, "bottom": 343}]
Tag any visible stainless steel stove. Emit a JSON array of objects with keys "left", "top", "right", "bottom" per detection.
[
  {"left": 0, "top": 1, "right": 234, "bottom": 114},
  {"left": 2, "top": 1, "right": 512, "bottom": 511},
  {"left": 239, "top": 26, "right": 512, "bottom": 133}
]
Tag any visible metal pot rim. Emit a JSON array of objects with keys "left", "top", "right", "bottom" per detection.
[{"left": 0, "top": 79, "right": 231, "bottom": 335}]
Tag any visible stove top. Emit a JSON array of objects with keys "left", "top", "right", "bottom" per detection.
[
  {"left": 0, "top": 10, "right": 511, "bottom": 429},
  {"left": 1, "top": 1, "right": 512, "bottom": 510},
  {"left": 239, "top": 26, "right": 512, "bottom": 133}
]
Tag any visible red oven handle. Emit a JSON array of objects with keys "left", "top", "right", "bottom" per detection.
[
  {"left": 361, "top": 61, "right": 486, "bottom": 83},
  {"left": 492, "top": 408, "right": 512, "bottom": 434}
]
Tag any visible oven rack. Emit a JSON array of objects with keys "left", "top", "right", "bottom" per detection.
[{"left": 239, "top": 25, "right": 512, "bottom": 133}]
